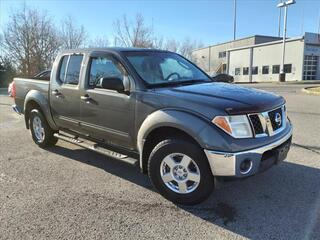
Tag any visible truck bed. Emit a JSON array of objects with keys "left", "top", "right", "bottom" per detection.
[{"left": 14, "top": 78, "right": 49, "bottom": 114}]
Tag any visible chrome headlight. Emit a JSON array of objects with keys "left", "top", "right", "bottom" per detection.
[{"left": 212, "top": 115, "right": 253, "bottom": 138}]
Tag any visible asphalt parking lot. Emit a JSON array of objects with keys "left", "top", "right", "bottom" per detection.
[{"left": 0, "top": 83, "right": 319, "bottom": 240}]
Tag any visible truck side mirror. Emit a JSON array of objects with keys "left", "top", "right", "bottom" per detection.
[{"left": 99, "top": 77, "right": 125, "bottom": 93}]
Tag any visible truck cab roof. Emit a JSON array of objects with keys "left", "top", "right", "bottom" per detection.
[{"left": 59, "top": 47, "right": 170, "bottom": 55}]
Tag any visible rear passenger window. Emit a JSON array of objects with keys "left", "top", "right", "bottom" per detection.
[
  {"left": 59, "top": 56, "right": 68, "bottom": 82},
  {"left": 65, "top": 55, "right": 83, "bottom": 85},
  {"left": 58, "top": 55, "right": 83, "bottom": 85}
]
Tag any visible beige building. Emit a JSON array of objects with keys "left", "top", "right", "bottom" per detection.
[{"left": 192, "top": 32, "right": 320, "bottom": 82}]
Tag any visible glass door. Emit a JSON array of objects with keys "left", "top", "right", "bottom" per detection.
[{"left": 303, "top": 55, "right": 318, "bottom": 80}]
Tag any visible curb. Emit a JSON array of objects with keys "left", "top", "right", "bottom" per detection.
[{"left": 302, "top": 87, "right": 320, "bottom": 96}]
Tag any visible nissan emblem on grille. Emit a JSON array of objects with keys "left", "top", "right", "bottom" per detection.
[{"left": 275, "top": 112, "right": 282, "bottom": 126}]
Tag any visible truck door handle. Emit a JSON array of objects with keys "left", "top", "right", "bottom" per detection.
[
  {"left": 81, "top": 94, "right": 92, "bottom": 102},
  {"left": 52, "top": 89, "right": 62, "bottom": 98}
]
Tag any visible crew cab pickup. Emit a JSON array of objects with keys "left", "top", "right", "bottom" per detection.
[{"left": 11, "top": 48, "right": 293, "bottom": 205}]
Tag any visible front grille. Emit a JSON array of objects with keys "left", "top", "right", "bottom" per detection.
[
  {"left": 268, "top": 107, "right": 283, "bottom": 131},
  {"left": 248, "top": 105, "right": 285, "bottom": 137},
  {"left": 249, "top": 114, "right": 264, "bottom": 134}
]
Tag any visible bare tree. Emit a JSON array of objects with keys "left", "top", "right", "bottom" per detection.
[
  {"left": 159, "top": 37, "right": 202, "bottom": 60},
  {"left": 113, "top": 14, "right": 154, "bottom": 48},
  {"left": 178, "top": 38, "right": 203, "bottom": 60},
  {"left": 88, "top": 35, "right": 110, "bottom": 48},
  {"left": 152, "top": 36, "right": 163, "bottom": 49},
  {"left": 60, "top": 16, "right": 87, "bottom": 49},
  {"left": 112, "top": 13, "right": 203, "bottom": 59},
  {"left": 1, "top": 7, "right": 60, "bottom": 76},
  {"left": 162, "top": 38, "right": 180, "bottom": 53}
]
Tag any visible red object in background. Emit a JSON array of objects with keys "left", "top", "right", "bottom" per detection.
[{"left": 8, "top": 81, "right": 16, "bottom": 98}]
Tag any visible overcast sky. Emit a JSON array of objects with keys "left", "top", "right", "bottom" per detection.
[{"left": 1, "top": 0, "right": 320, "bottom": 46}]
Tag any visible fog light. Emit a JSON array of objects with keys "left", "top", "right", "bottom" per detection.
[{"left": 240, "top": 159, "right": 253, "bottom": 174}]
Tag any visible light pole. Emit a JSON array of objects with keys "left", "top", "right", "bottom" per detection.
[
  {"left": 233, "top": 0, "right": 237, "bottom": 40},
  {"left": 278, "top": 0, "right": 282, "bottom": 37},
  {"left": 277, "top": 0, "right": 296, "bottom": 82}
]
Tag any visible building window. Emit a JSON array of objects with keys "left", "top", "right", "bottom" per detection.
[
  {"left": 243, "top": 67, "right": 249, "bottom": 75},
  {"left": 272, "top": 65, "right": 280, "bottom": 74},
  {"left": 252, "top": 66, "right": 258, "bottom": 75},
  {"left": 235, "top": 68, "right": 241, "bottom": 75},
  {"left": 218, "top": 51, "right": 226, "bottom": 58},
  {"left": 284, "top": 64, "right": 292, "bottom": 73},
  {"left": 262, "top": 66, "right": 269, "bottom": 74}
]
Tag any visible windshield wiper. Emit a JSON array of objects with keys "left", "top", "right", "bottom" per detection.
[
  {"left": 177, "top": 79, "right": 210, "bottom": 86},
  {"left": 150, "top": 79, "right": 210, "bottom": 88}
]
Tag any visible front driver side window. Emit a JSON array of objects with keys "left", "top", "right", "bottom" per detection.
[{"left": 89, "top": 56, "right": 125, "bottom": 88}]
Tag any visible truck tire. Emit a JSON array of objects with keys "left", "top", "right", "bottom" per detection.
[
  {"left": 29, "top": 109, "right": 58, "bottom": 148},
  {"left": 148, "top": 138, "right": 214, "bottom": 205}
]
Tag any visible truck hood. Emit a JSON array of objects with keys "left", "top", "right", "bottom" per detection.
[{"left": 155, "top": 82, "right": 285, "bottom": 115}]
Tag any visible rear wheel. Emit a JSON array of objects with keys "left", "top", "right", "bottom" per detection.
[
  {"left": 29, "top": 109, "right": 58, "bottom": 148},
  {"left": 148, "top": 138, "right": 214, "bottom": 205}
]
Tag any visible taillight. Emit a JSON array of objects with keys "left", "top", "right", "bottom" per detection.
[{"left": 11, "top": 81, "right": 16, "bottom": 98}]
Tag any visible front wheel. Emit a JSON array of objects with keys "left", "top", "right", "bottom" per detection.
[
  {"left": 148, "top": 139, "right": 214, "bottom": 205},
  {"left": 29, "top": 109, "right": 58, "bottom": 148}
]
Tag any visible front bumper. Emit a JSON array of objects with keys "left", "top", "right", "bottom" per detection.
[{"left": 204, "top": 125, "right": 293, "bottom": 177}]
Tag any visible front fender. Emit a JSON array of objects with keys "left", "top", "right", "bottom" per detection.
[
  {"left": 137, "top": 109, "right": 230, "bottom": 169},
  {"left": 24, "top": 90, "right": 58, "bottom": 130}
]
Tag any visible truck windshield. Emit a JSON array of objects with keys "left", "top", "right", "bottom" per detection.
[{"left": 125, "top": 51, "right": 211, "bottom": 87}]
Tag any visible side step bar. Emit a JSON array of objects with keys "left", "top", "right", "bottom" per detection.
[
  {"left": 54, "top": 133, "right": 138, "bottom": 166},
  {"left": 12, "top": 104, "right": 22, "bottom": 115}
]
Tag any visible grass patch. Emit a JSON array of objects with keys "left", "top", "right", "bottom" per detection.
[{"left": 303, "top": 87, "right": 320, "bottom": 96}]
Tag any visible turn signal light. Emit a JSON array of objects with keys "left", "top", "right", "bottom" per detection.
[{"left": 212, "top": 116, "right": 232, "bottom": 135}]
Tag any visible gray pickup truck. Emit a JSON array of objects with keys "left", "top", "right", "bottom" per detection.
[{"left": 11, "top": 48, "right": 292, "bottom": 205}]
